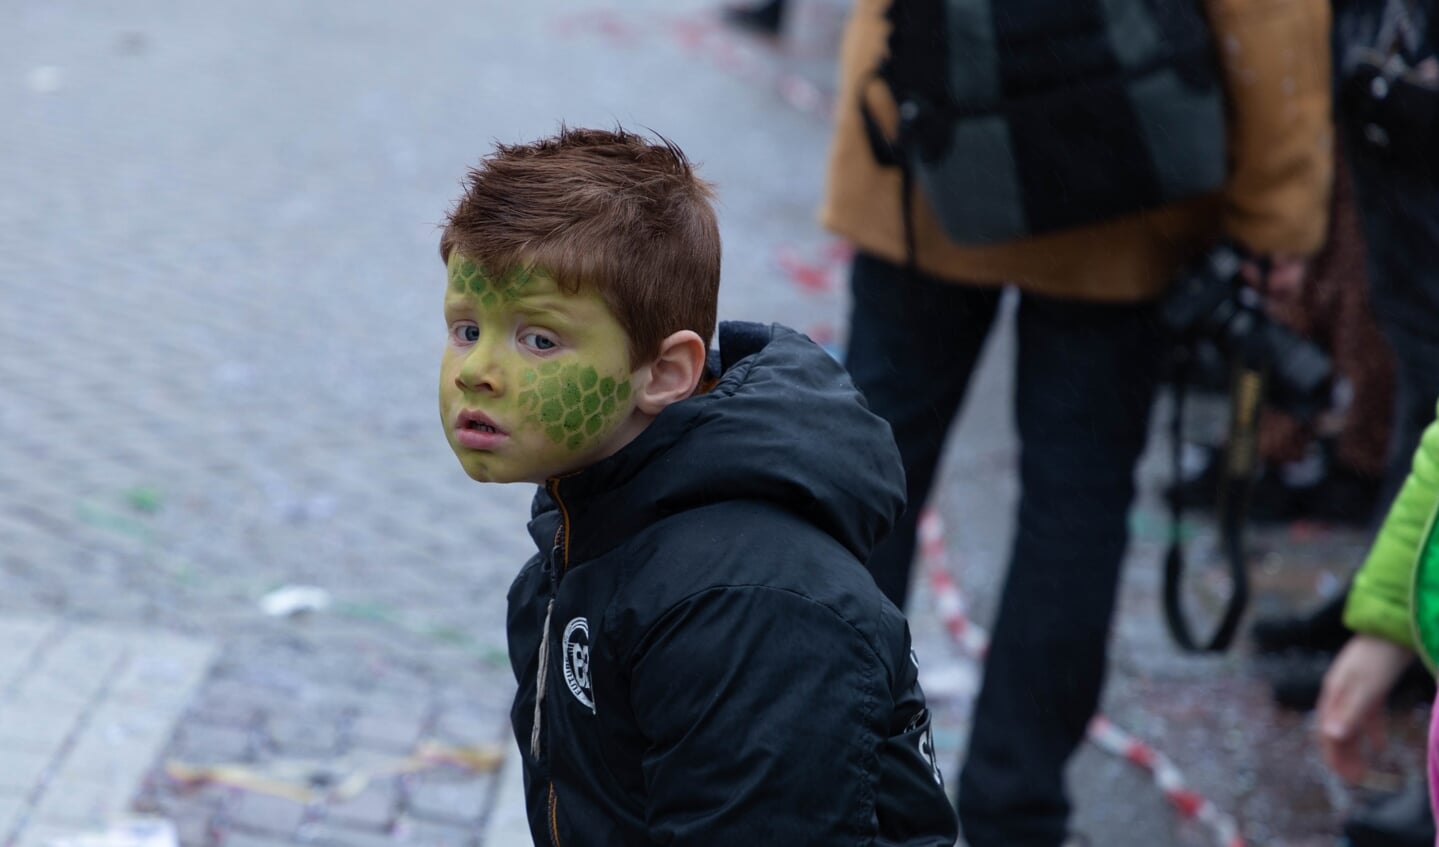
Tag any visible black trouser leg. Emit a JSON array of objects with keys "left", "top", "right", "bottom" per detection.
[
  {"left": 842, "top": 252, "right": 1002, "bottom": 609},
  {"left": 958, "top": 292, "right": 1162, "bottom": 847}
]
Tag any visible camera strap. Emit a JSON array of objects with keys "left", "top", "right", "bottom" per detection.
[{"left": 1162, "top": 350, "right": 1257, "bottom": 652}]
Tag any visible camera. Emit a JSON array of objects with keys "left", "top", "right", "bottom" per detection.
[{"left": 1160, "top": 241, "right": 1333, "bottom": 421}]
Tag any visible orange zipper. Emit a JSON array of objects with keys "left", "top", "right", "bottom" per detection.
[
  {"left": 548, "top": 782, "right": 561, "bottom": 846},
  {"left": 549, "top": 479, "right": 573, "bottom": 572},
  {"left": 544, "top": 480, "right": 570, "bottom": 847}
]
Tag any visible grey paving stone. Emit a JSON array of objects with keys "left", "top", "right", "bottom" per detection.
[
  {"left": 429, "top": 712, "right": 492, "bottom": 748},
  {"left": 477, "top": 757, "right": 530, "bottom": 847},
  {"left": 305, "top": 821, "right": 401, "bottom": 847},
  {"left": 39, "top": 631, "right": 129, "bottom": 683},
  {"left": 265, "top": 717, "right": 341, "bottom": 758},
  {"left": 11, "top": 673, "right": 96, "bottom": 711},
  {"left": 0, "top": 791, "right": 31, "bottom": 842},
  {"left": 186, "top": 680, "right": 272, "bottom": 725},
  {"left": 176, "top": 724, "right": 254, "bottom": 764},
  {"left": 392, "top": 817, "right": 478, "bottom": 847},
  {"left": 403, "top": 780, "right": 486, "bottom": 825},
  {"left": 26, "top": 778, "right": 133, "bottom": 829},
  {"left": 217, "top": 834, "right": 292, "bottom": 847},
  {"left": 0, "top": 747, "right": 54, "bottom": 794},
  {"left": 48, "top": 747, "right": 152, "bottom": 802},
  {"left": 223, "top": 793, "right": 311, "bottom": 837},
  {"left": 324, "top": 781, "right": 398, "bottom": 830},
  {"left": 13, "top": 823, "right": 89, "bottom": 847},
  {"left": 0, "top": 705, "right": 72, "bottom": 757},
  {"left": 0, "top": 620, "right": 51, "bottom": 681},
  {"left": 350, "top": 709, "right": 428, "bottom": 754},
  {"left": 165, "top": 816, "right": 215, "bottom": 847}
]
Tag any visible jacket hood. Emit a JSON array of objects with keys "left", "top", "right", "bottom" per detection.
[{"left": 529, "top": 321, "right": 905, "bottom": 565}]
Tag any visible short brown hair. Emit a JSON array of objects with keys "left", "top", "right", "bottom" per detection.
[{"left": 441, "top": 127, "right": 721, "bottom": 364}]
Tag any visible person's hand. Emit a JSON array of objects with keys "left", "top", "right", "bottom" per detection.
[
  {"left": 1316, "top": 634, "right": 1415, "bottom": 782},
  {"left": 1239, "top": 254, "right": 1308, "bottom": 310}
]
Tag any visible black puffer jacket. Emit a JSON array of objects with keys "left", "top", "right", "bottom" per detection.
[{"left": 507, "top": 322, "right": 958, "bottom": 846}]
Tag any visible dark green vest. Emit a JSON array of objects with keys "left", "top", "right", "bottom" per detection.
[{"left": 869, "top": 0, "right": 1227, "bottom": 244}]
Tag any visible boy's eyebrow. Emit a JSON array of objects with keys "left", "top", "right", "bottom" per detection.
[
  {"left": 514, "top": 300, "right": 578, "bottom": 321},
  {"left": 443, "top": 291, "right": 580, "bottom": 322}
]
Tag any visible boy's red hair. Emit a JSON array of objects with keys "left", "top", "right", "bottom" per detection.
[{"left": 441, "top": 127, "right": 721, "bottom": 364}]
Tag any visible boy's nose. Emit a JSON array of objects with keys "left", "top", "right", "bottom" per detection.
[{"left": 455, "top": 348, "right": 504, "bottom": 394}]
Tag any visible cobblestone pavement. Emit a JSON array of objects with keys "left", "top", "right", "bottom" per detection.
[
  {"left": 1, "top": 1, "right": 1418, "bottom": 845},
  {"left": 0, "top": 618, "right": 214, "bottom": 846}
]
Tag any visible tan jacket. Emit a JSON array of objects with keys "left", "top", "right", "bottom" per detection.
[{"left": 820, "top": 0, "right": 1334, "bottom": 302}]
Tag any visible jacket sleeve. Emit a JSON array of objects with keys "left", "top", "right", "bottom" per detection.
[
  {"left": 1345, "top": 405, "right": 1439, "bottom": 647},
  {"left": 1205, "top": 0, "right": 1333, "bottom": 255},
  {"left": 628, "top": 586, "right": 948, "bottom": 846}
]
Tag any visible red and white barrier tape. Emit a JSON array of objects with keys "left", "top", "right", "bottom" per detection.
[{"left": 918, "top": 510, "right": 1246, "bottom": 847}]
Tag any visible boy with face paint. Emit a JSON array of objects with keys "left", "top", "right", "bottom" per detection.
[{"left": 438, "top": 127, "right": 957, "bottom": 845}]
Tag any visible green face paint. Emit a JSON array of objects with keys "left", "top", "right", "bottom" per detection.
[
  {"left": 447, "top": 255, "right": 534, "bottom": 310},
  {"left": 518, "top": 362, "right": 633, "bottom": 451},
  {"left": 439, "top": 252, "right": 642, "bottom": 484}
]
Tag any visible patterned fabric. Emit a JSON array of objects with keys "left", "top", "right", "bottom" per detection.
[{"left": 1259, "top": 146, "right": 1396, "bottom": 478}]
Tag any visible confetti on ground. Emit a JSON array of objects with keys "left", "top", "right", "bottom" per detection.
[
  {"left": 126, "top": 486, "right": 164, "bottom": 514},
  {"left": 165, "top": 742, "right": 503, "bottom": 804},
  {"left": 259, "top": 584, "right": 331, "bottom": 617},
  {"left": 75, "top": 501, "right": 154, "bottom": 541}
]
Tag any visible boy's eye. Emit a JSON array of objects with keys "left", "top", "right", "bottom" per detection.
[
  {"left": 522, "top": 332, "right": 557, "bottom": 351},
  {"left": 452, "top": 323, "right": 479, "bottom": 344}
]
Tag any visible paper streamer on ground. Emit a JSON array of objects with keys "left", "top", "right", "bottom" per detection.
[{"left": 919, "top": 510, "right": 1245, "bottom": 847}]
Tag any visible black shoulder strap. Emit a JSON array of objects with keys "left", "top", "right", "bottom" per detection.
[{"left": 1162, "top": 351, "right": 1254, "bottom": 653}]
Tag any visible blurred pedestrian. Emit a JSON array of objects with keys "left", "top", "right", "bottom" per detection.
[
  {"left": 821, "top": 0, "right": 1333, "bottom": 843},
  {"left": 1340, "top": 0, "right": 1439, "bottom": 564},
  {"left": 1259, "top": 1, "right": 1439, "bottom": 841},
  {"left": 1318, "top": 407, "right": 1439, "bottom": 847}
]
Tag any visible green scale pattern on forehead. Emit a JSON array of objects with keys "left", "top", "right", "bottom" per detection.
[
  {"left": 449, "top": 256, "right": 534, "bottom": 309},
  {"left": 519, "top": 362, "right": 631, "bottom": 450}
]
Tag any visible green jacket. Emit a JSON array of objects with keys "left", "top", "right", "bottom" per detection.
[{"left": 1344, "top": 403, "right": 1439, "bottom": 673}]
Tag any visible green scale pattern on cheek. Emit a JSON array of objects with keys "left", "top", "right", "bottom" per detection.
[{"left": 518, "top": 362, "right": 630, "bottom": 450}]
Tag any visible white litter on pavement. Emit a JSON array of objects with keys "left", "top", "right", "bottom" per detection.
[{"left": 259, "top": 584, "right": 332, "bottom": 617}]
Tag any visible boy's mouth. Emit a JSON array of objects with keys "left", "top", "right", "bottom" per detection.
[
  {"left": 456, "top": 410, "right": 506, "bottom": 432},
  {"left": 455, "top": 410, "right": 508, "bottom": 447}
]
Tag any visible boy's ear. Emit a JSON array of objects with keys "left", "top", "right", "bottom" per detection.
[{"left": 634, "top": 330, "right": 707, "bottom": 415}]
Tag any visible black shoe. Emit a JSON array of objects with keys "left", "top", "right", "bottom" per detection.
[
  {"left": 1251, "top": 591, "right": 1351, "bottom": 655},
  {"left": 1268, "top": 654, "right": 1435, "bottom": 712},
  {"left": 1344, "top": 780, "right": 1436, "bottom": 847},
  {"left": 1246, "top": 468, "right": 1311, "bottom": 524},
  {"left": 1309, "top": 463, "right": 1383, "bottom": 527},
  {"left": 721, "top": 0, "right": 785, "bottom": 35}
]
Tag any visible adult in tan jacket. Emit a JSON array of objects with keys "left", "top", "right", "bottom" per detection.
[{"left": 821, "top": 1, "right": 1332, "bottom": 844}]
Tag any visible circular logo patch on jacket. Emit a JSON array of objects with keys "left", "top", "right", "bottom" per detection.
[{"left": 563, "top": 617, "right": 595, "bottom": 713}]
